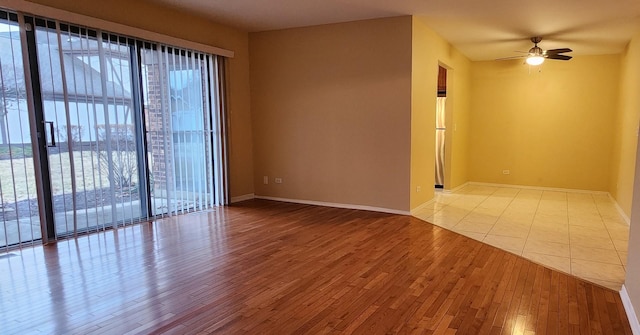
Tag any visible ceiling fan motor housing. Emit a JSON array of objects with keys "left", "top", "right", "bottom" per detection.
[{"left": 529, "top": 46, "right": 543, "bottom": 56}]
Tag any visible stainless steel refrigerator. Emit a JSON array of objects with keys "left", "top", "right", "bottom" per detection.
[{"left": 435, "top": 97, "right": 446, "bottom": 188}]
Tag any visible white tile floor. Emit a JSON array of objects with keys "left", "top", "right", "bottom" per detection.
[{"left": 412, "top": 184, "right": 630, "bottom": 290}]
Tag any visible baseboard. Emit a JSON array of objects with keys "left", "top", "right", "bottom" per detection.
[
  {"left": 410, "top": 198, "right": 436, "bottom": 215},
  {"left": 410, "top": 182, "right": 469, "bottom": 214},
  {"left": 254, "top": 196, "right": 410, "bottom": 215},
  {"left": 444, "top": 182, "right": 469, "bottom": 194},
  {"left": 621, "top": 285, "right": 640, "bottom": 335},
  {"left": 468, "top": 182, "right": 610, "bottom": 195},
  {"left": 230, "top": 193, "right": 255, "bottom": 203},
  {"left": 609, "top": 194, "right": 631, "bottom": 226}
]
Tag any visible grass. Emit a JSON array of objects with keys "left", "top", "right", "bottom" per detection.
[
  {"left": 0, "top": 151, "right": 132, "bottom": 203},
  {"left": 0, "top": 145, "right": 33, "bottom": 160}
]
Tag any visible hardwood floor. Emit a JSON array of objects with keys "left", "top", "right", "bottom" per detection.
[{"left": 0, "top": 200, "right": 632, "bottom": 334}]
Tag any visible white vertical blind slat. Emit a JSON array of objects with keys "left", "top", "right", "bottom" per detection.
[
  {"left": 206, "top": 56, "right": 216, "bottom": 207},
  {"left": 185, "top": 52, "right": 193, "bottom": 211},
  {"left": 79, "top": 28, "right": 104, "bottom": 232},
  {"left": 63, "top": 28, "right": 91, "bottom": 231},
  {"left": 53, "top": 20, "right": 79, "bottom": 236},
  {"left": 96, "top": 31, "right": 119, "bottom": 228},
  {"left": 158, "top": 47, "right": 173, "bottom": 216},
  {"left": 189, "top": 52, "right": 200, "bottom": 211},
  {"left": 173, "top": 50, "right": 181, "bottom": 212},
  {"left": 107, "top": 36, "right": 121, "bottom": 225},
  {"left": 169, "top": 49, "right": 180, "bottom": 214},
  {"left": 85, "top": 29, "right": 106, "bottom": 232}
]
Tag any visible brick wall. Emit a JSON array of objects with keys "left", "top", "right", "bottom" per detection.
[{"left": 144, "top": 63, "right": 173, "bottom": 192}]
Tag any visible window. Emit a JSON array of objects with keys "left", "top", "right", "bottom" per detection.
[{"left": 0, "top": 9, "right": 229, "bottom": 249}]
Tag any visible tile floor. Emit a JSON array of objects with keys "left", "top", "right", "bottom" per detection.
[{"left": 412, "top": 184, "right": 630, "bottom": 291}]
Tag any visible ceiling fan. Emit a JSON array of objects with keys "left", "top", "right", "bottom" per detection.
[{"left": 501, "top": 37, "right": 573, "bottom": 65}]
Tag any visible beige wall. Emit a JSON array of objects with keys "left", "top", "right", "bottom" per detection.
[
  {"left": 611, "top": 32, "right": 640, "bottom": 218},
  {"left": 23, "top": 0, "right": 255, "bottom": 199},
  {"left": 249, "top": 17, "right": 413, "bottom": 212},
  {"left": 468, "top": 56, "right": 620, "bottom": 191},
  {"left": 411, "top": 17, "right": 472, "bottom": 210},
  {"left": 624, "top": 32, "right": 640, "bottom": 326}
]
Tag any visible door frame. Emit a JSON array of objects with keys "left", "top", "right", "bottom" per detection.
[{"left": 21, "top": 15, "right": 56, "bottom": 242}]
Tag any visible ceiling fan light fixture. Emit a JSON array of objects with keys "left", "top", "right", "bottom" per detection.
[
  {"left": 495, "top": 37, "right": 572, "bottom": 65},
  {"left": 526, "top": 55, "right": 545, "bottom": 66}
]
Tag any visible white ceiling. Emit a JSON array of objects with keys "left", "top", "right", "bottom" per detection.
[{"left": 149, "top": 0, "right": 640, "bottom": 61}]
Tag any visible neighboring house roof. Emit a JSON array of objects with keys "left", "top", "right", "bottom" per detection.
[{"left": 0, "top": 32, "right": 131, "bottom": 104}]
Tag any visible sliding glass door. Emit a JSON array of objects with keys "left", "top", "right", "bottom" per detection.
[
  {"left": 0, "top": 12, "right": 41, "bottom": 247},
  {"left": 34, "top": 21, "right": 145, "bottom": 236},
  {"left": 0, "top": 9, "right": 228, "bottom": 250}
]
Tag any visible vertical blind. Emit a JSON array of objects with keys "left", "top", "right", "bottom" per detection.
[
  {"left": 0, "top": 11, "right": 40, "bottom": 248},
  {"left": 0, "top": 9, "right": 228, "bottom": 250},
  {"left": 141, "top": 45, "right": 228, "bottom": 218}
]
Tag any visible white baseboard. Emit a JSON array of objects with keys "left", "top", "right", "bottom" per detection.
[
  {"left": 444, "top": 182, "right": 469, "bottom": 194},
  {"left": 609, "top": 194, "right": 631, "bottom": 226},
  {"left": 254, "top": 195, "right": 410, "bottom": 215},
  {"left": 411, "top": 182, "right": 468, "bottom": 213},
  {"left": 230, "top": 193, "right": 255, "bottom": 203},
  {"left": 468, "top": 182, "right": 610, "bottom": 195},
  {"left": 410, "top": 198, "right": 436, "bottom": 215},
  {"left": 621, "top": 285, "right": 640, "bottom": 335}
]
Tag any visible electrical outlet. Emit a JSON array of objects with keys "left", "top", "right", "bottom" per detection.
[
  {"left": 263, "top": 176, "right": 269, "bottom": 184},
  {"left": 275, "top": 178, "right": 283, "bottom": 184},
  {"left": 502, "top": 170, "right": 510, "bottom": 175},
  {"left": 416, "top": 186, "right": 421, "bottom": 192}
]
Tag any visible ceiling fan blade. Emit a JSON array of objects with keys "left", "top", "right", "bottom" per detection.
[
  {"left": 546, "top": 54, "right": 572, "bottom": 60},
  {"left": 495, "top": 55, "right": 527, "bottom": 60},
  {"left": 545, "top": 48, "right": 572, "bottom": 54}
]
